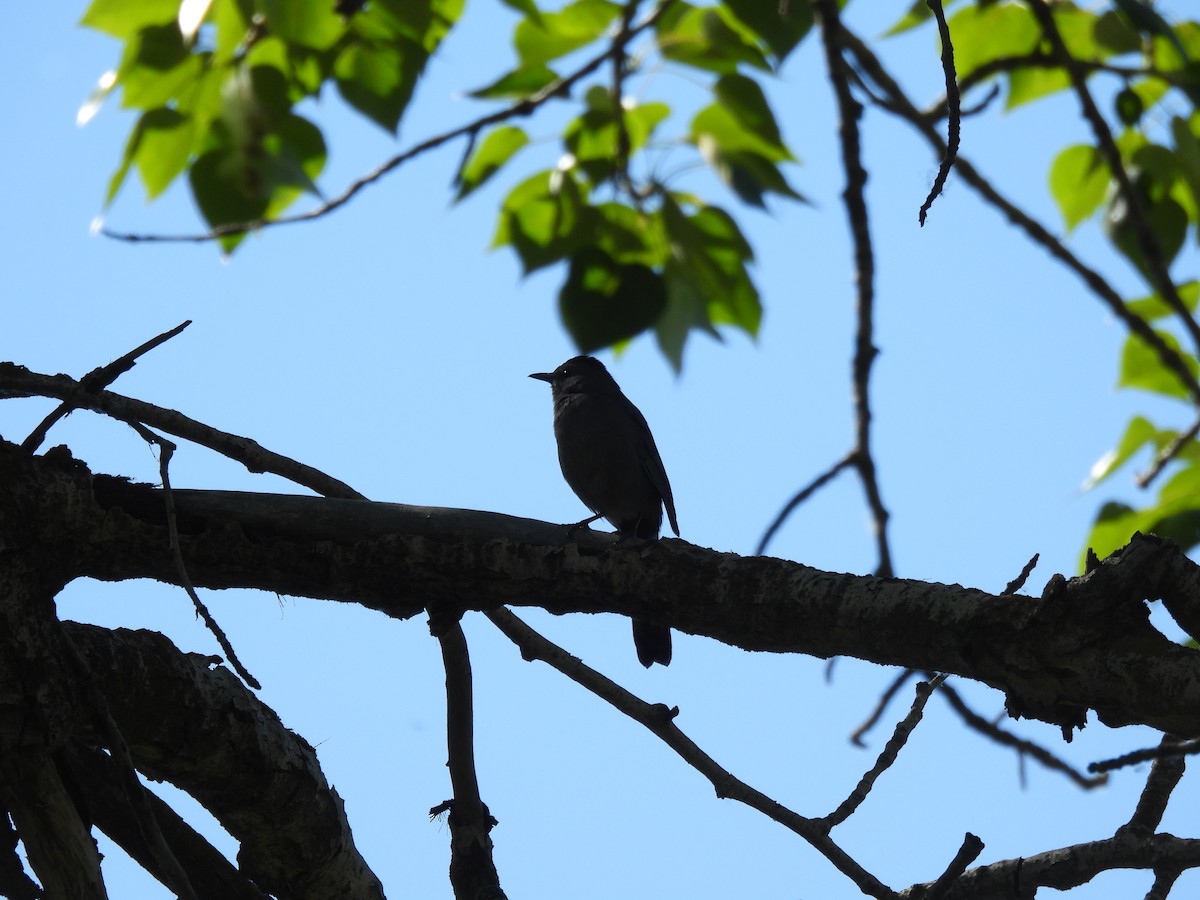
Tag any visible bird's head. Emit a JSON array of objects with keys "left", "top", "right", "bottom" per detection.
[{"left": 529, "top": 356, "right": 619, "bottom": 395}]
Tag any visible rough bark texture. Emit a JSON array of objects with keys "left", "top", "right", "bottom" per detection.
[
  {"left": 3, "top": 440, "right": 1197, "bottom": 737},
  {"left": 5, "top": 437, "right": 1200, "bottom": 897}
]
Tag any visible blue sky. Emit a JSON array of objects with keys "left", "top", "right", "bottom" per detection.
[{"left": 3, "top": 2, "right": 1199, "bottom": 897}]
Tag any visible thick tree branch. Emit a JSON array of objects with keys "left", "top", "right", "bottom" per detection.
[
  {"left": 8, "top": 441, "right": 1200, "bottom": 739},
  {"left": 66, "top": 623, "right": 386, "bottom": 900},
  {"left": 65, "top": 745, "right": 271, "bottom": 900},
  {"left": 901, "top": 832, "right": 1200, "bottom": 899},
  {"left": 0, "top": 748, "right": 108, "bottom": 900}
]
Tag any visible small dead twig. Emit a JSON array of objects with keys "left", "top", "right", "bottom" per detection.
[
  {"left": 821, "top": 674, "right": 946, "bottom": 830},
  {"left": 918, "top": 0, "right": 959, "bottom": 226},
  {"left": 1002, "top": 553, "right": 1039, "bottom": 595},
  {"left": 21, "top": 320, "right": 192, "bottom": 453},
  {"left": 850, "top": 668, "right": 917, "bottom": 747},
  {"left": 1091, "top": 737, "right": 1200, "bottom": 775}
]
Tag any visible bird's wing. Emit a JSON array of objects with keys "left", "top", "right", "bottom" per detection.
[{"left": 618, "top": 393, "right": 680, "bottom": 537}]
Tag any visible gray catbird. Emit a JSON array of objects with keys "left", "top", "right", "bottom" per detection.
[{"left": 530, "top": 356, "right": 679, "bottom": 667}]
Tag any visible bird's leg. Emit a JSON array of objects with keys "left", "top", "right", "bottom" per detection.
[{"left": 565, "top": 513, "right": 604, "bottom": 537}]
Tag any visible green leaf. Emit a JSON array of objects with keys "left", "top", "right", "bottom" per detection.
[
  {"left": 1048, "top": 145, "right": 1109, "bottom": 231},
  {"left": 1171, "top": 115, "right": 1200, "bottom": 223},
  {"left": 1105, "top": 193, "right": 1188, "bottom": 280},
  {"left": 514, "top": 0, "right": 621, "bottom": 66},
  {"left": 1118, "top": 328, "right": 1199, "bottom": 400},
  {"left": 334, "top": 41, "right": 420, "bottom": 132},
  {"left": 703, "top": 74, "right": 791, "bottom": 161},
  {"left": 661, "top": 195, "right": 761, "bottom": 336},
  {"left": 493, "top": 169, "right": 590, "bottom": 273},
  {"left": 259, "top": 0, "right": 346, "bottom": 49},
  {"left": 947, "top": 3, "right": 1039, "bottom": 83},
  {"left": 80, "top": 0, "right": 179, "bottom": 39},
  {"left": 656, "top": 3, "right": 769, "bottom": 74},
  {"left": 1115, "top": 88, "right": 1145, "bottom": 127},
  {"left": 456, "top": 126, "right": 529, "bottom": 201},
  {"left": 189, "top": 146, "right": 270, "bottom": 251},
  {"left": 135, "top": 108, "right": 196, "bottom": 199},
  {"left": 700, "top": 145, "right": 804, "bottom": 207},
  {"left": 116, "top": 23, "right": 203, "bottom": 111},
  {"left": 1006, "top": 66, "right": 1070, "bottom": 110},
  {"left": 559, "top": 247, "right": 667, "bottom": 353},
  {"left": 1083, "top": 415, "right": 1160, "bottom": 490},
  {"left": 722, "top": 0, "right": 812, "bottom": 65},
  {"left": 1126, "top": 280, "right": 1200, "bottom": 321},
  {"left": 469, "top": 64, "right": 560, "bottom": 99}
]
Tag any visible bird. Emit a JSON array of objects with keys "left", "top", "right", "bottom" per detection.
[{"left": 530, "top": 355, "right": 679, "bottom": 667}]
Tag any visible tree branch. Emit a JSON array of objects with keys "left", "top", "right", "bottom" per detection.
[
  {"left": 841, "top": 30, "right": 1200, "bottom": 406},
  {"left": 485, "top": 607, "right": 898, "bottom": 899},
  {"left": 430, "top": 612, "right": 507, "bottom": 900},
  {"left": 811, "top": 0, "right": 893, "bottom": 578}
]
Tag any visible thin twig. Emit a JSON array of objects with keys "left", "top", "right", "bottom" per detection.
[
  {"left": 485, "top": 607, "right": 899, "bottom": 900},
  {"left": 850, "top": 668, "right": 917, "bottom": 747},
  {"left": 938, "top": 679, "right": 1106, "bottom": 788},
  {"left": 756, "top": 451, "right": 856, "bottom": 556},
  {"left": 1, "top": 365, "right": 364, "bottom": 500},
  {"left": 922, "top": 833, "right": 985, "bottom": 900},
  {"left": 1137, "top": 417, "right": 1200, "bottom": 488},
  {"left": 137, "top": 424, "right": 261, "bottom": 689},
  {"left": 21, "top": 320, "right": 192, "bottom": 453},
  {"left": 820, "top": 674, "right": 946, "bottom": 830},
  {"left": 1120, "top": 735, "right": 1188, "bottom": 835},
  {"left": 1002, "top": 553, "right": 1039, "bottom": 595},
  {"left": 918, "top": 0, "right": 959, "bottom": 226},
  {"left": 811, "top": 0, "right": 893, "bottom": 577},
  {"left": 101, "top": 1, "right": 676, "bottom": 245},
  {"left": 841, "top": 29, "right": 1200, "bottom": 405},
  {"left": 1025, "top": 0, "right": 1200, "bottom": 355},
  {"left": 1091, "top": 737, "right": 1200, "bottom": 774}
]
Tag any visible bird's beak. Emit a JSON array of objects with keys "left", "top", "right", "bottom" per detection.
[{"left": 529, "top": 372, "right": 554, "bottom": 383}]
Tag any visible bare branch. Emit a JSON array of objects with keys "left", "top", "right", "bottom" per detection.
[
  {"left": 918, "top": 0, "right": 959, "bottom": 226},
  {"left": 756, "top": 451, "right": 856, "bottom": 556},
  {"left": 921, "top": 833, "right": 985, "bottom": 900},
  {"left": 149, "top": 430, "right": 261, "bottom": 689},
  {"left": 850, "top": 668, "right": 917, "bottom": 747},
  {"left": 485, "top": 606, "right": 899, "bottom": 900},
  {"left": 430, "top": 612, "right": 507, "bottom": 900},
  {"left": 820, "top": 674, "right": 946, "bottom": 830},
  {"left": 1092, "top": 737, "right": 1200, "bottom": 775},
  {"left": 937, "top": 679, "right": 1107, "bottom": 789},
  {"left": 21, "top": 320, "right": 191, "bottom": 453},
  {"left": 1120, "top": 735, "right": 1188, "bottom": 836},
  {"left": 811, "top": 0, "right": 893, "bottom": 578},
  {"left": 841, "top": 30, "right": 1200, "bottom": 406},
  {"left": 1, "top": 363, "right": 364, "bottom": 500},
  {"left": 1137, "top": 417, "right": 1200, "bottom": 488},
  {"left": 1002, "top": 553, "right": 1039, "bottom": 595}
]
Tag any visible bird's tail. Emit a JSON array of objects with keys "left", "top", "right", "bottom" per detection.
[{"left": 632, "top": 620, "right": 672, "bottom": 667}]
